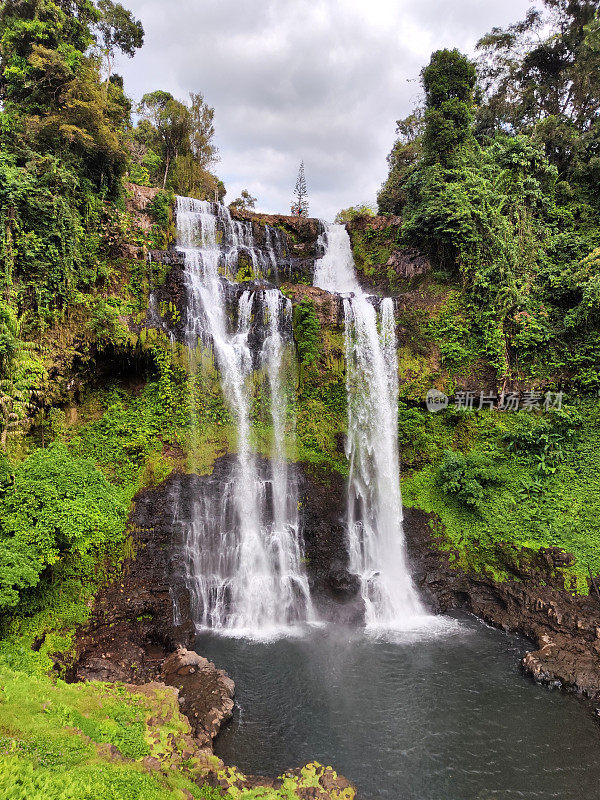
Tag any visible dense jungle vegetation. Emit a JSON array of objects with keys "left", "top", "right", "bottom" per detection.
[{"left": 379, "top": 0, "right": 600, "bottom": 389}]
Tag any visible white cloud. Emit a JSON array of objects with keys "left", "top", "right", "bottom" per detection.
[{"left": 117, "top": 0, "right": 532, "bottom": 220}]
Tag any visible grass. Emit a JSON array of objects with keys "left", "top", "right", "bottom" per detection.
[{"left": 0, "top": 667, "right": 211, "bottom": 800}]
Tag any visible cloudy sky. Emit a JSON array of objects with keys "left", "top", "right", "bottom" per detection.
[{"left": 117, "top": 0, "right": 531, "bottom": 220}]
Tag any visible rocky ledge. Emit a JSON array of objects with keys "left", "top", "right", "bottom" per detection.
[{"left": 405, "top": 507, "right": 600, "bottom": 707}]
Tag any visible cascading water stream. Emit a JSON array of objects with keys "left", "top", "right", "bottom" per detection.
[
  {"left": 175, "top": 197, "right": 313, "bottom": 636},
  {"left": 314, "top": 223, "right": 425, "bottom": 628}
]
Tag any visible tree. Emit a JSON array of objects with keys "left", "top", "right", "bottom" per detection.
[
  {"left": 189, "top": 92, "right": 218, "bottom": 168},
  {"left": 421, "top": 48, "right": 477, "bottom": 164},
  {"left": 378, "top": 111, "right": 424, "bottom": 214},
  {"left": 477, "top": 1, "right": 600, "bottom": 136},
  {"left": 0, "top": 0, "right": 98, "bottom": 114},
  {"left": 0, "top": 0, "right": 134, "bottom": 194},
  {"left": 378, "top": 50, "right": 476, "bottom": 215},
  {"left": 0, "top": 443, "right": 128, "bottom": 610},
  {"left": 138, "top": 91, "right": 191, "bottom": 188},
  {"left": 230, "top": 189, "right": 257, "bottom": 211},
  {"left": 96, "top": 0, "right": 144, "bottom": 83},
  {"left": 136, "top": 90, "right": 218, "bottom": 192},
  {"left": 291, "top": 160, "right": 309, "bottom": 216}
]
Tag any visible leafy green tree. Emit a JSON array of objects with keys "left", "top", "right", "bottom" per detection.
[
  {"left": 96, "top": 0, "right": 144, "bottom": 83},
  {"left": 230, "top": 189, "right": 257, "bottom": 211},
  {"left": 135, "top": 90, "right": 219, "bottom": 195},
  {"left": 377, "top": 112, "right": 423, "bottom": 214},
  {"left": 0, "top": 0, "right": 98, "bottom": 114},
  {"left": 421, "top": 48, "right": 477, "bottom": 164},
  {"left": 334, "top": 204, "right": 375, "bottom": 223},
  {"left": 0, "top": 0, "right": 135, "bottom": 194},
  {"left": 138, "top": 91, "right": 190, "bottom": 189},
  {"left": 437, "top": 450, "right": 506, "bottom": 511},
  {"left": 188, "top": 92, "right": 218, "bottom": 168},
  {"left": 478, "top": 1, "right": 600, "bottom": 132}
]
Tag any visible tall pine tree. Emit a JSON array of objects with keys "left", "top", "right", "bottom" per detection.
[{"left": 291, "top": 160, "right": 309, "bottom": 217}]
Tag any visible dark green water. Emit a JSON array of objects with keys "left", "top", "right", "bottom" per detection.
[{"left": 196, "top": 615, "right": 600, "bottom": 800}]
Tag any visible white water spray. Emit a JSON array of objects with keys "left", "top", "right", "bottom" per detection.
[
  {"left": 176, "top": 197, "right": 313, "bottom": 636},
  {"left": 314, "top": 223, "right": 425, "bottom": 628}
]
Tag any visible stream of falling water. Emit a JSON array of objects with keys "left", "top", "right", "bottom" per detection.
[
  {"left": 175, "top": 197, "right": 313, "bottom": 636},
  {"left": 314, "top": 223, "right": 426, "bottom": 629}
]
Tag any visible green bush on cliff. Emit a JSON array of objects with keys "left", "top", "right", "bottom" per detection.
[
  {"left": 147, "top": 190, "right": 176, "bottom": 248},
  {"left": 502, "top": 409, "right": 581, "bottom": 475},
  {"left": 403, "top": 401, "right": 600, "bottom": 589},
  {"left": 0, "top": 443, "right": 128, "bottom": 612},
  {"left": 437, "top": 449, "right": 506, "bottom": 510},
  {"left": 377, "top": 21, "right": 600, "bottom": 389},
  {"left": 293, "top": 300, "right": 320, "bottom": 367}
]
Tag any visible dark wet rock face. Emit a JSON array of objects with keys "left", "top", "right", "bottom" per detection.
[
  {"left": 73, "top": 458, "right": 361, "bottom": 683},
  {"left": 404, "top": 507, "right": 600, "bottom": 703},
  {"left": 299, "top": 468, "right": 364, "bottom": 624}
]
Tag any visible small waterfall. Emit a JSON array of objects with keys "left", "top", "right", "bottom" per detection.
[
  {"left": 314, "top": 223, "right": 425, "bottom": 628},
  {"left": 175, "top": 197, "right": 313, "bottom": 636}
]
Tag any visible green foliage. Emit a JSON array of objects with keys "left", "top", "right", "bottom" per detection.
[
  {"left": 437, "top": 449, "right": 506, "bottom": 510},
  {"left": 294, "top": 328, "right": 347, "bottom": 476},
  {"left": 292, "top": 300, "right": 320, "bottom": 367},
  {"left": 146, "top": 190, "right": 175, "bottom": 247},
  {"left": 421, "top": 49, "right": 477, "bottom": 163},
  {"left": 334, "top": 205, "right": 375, "bottom": 224},
  {"left": 377, "top": 112, "right": 423, "bottom": 215},
  {"left": 229, "top": 190, "right": 256, "bottom": 211},
  {"left": 476, "top": 1, "right": 600, "bottom": 139},
  {"left": 378, "top": 20, "right": 600, "bottom": 387},
  {"left": 147, "top": 191, "right": 173, "bottom": 230},
  {"left": 403, "top": 401, "right": 600, "bottom": 588},
  {"left": 135, "top": 91, "right": 218, "bottom": 194},
  {"left": 0, "top": 0, "right": 131, "bottom": 194},
  {"left": 502, "top": 409, "right": 581, "bottom": 475},
  {"left": 97, "top": 0, "right": 144, "bottom": 69},
  {"left": 348, "top": 223, "right": 402, "bottom": 292},
  {"left": 0, "top": 301, "right": 18, "bottom": 376},
  {"left": 0, "top": 443, "right": 128, "bottom": 611},
  {"left": 0, "top": 668, "right": 209, "bottom": 800}
]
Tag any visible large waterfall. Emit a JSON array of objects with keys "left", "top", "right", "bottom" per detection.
[
  {"left": 175, "top": 197, "right": 313, "bottom": 636},
  {"left": 314, "top": 223, "right": 425, "bottom": 628}
]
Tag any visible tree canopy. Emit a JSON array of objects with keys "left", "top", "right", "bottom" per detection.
[{"left": 135, "top": 90, "right": 220, "bottom": 195}]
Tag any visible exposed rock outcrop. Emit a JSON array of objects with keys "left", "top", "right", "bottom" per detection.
[
  {"left": 161, "top": 648, "right": 235, "bottom": 746},
  {"left": 283, "top": 284, "right": 345, "bottom": 327},
  {"left": 404, "top": 507, "right": 600, "bottom": 704},
  {"left": 230, "top": 208, "right": 324, "bottom": 258},
  {"left": 385, "top": 247, "right": 432, "bottom": 281}
]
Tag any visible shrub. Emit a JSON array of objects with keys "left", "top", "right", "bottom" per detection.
[
  {"left": 147, "top": 191, "right": 173, "bottom": 229},
  {"left": 0, "top": 444, "right": 128, "bottom": 611},
  {"left": 503, "top": 409, "right": 581, "bottom": 475},
  {"left": 293, "top": 300, "right": 321, "bottom": 368},
  {"left": 437, "top": 449, "right": 505, "bottom": 510}
]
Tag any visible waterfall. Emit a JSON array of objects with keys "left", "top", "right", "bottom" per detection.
[
  {"left": 175, "top": 197, "right": 313, "bottom": 636},
  {"left": 314, "top": 223, "right": 425, "bottom": 628}
]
